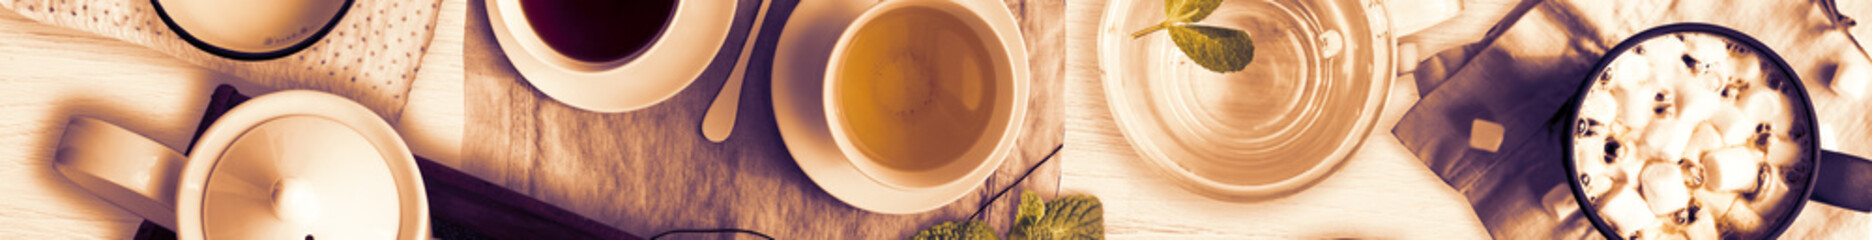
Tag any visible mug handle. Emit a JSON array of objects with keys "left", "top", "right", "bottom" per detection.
[
  {"left": 53, "top": 117, "right": 185, "bottom": 230},
  {"left": 1813, "top": 150, "right": 1872, "bottom": 212}
]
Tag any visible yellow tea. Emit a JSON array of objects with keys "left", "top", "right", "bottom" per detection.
[{"left": 835, "top": 7, "right": 998, "bottom": 171}]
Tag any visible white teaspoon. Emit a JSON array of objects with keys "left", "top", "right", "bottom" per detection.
[{"left": 702, "top": 0, "right": 773, "bottom": 143}]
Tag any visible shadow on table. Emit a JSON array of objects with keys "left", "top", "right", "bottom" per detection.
[{"left": 34, "top": 72, "right": 225, "bottom": 239}]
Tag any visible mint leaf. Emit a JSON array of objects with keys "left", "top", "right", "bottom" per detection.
[
  {"left": 1010, "top": 195, "right": 1104, "bottom": 240},
  {"left": 1131, "top": 0, "right": 1255, "bottom": 73},
  {"left": 1169, "top": 24, "right": 1255, "bottom": 72},
  {"left": 1017, "top": 191, "right": 1045, "bottom": 227},
  {"left": 1166, "top": 0, "right": 1222, "bottom": 22},
  {"left": 1130, "top": 0, "right": 1220, "bottom": 37},
  {"left": 911, "top": 220, "right": 999, "bottom": 240}
]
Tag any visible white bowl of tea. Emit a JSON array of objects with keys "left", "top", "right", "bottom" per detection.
[{"left": 822, "top": 0, "right": 1028, "bottom": 190}]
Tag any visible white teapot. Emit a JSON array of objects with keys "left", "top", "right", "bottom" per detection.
[{"left": 54, "top": 90, "right": 429, "bottom": 239}]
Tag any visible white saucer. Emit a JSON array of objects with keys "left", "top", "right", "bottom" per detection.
[
  {"left": 487, "top": 0, "right": 737, "bottom": 112},
  {"left": 772, "top": 0, "right": 1028, "bottom": 214}
]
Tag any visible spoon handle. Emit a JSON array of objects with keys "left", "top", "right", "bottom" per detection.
[{"left": 703, "top": 0, "right": 773, "bottom": 143}]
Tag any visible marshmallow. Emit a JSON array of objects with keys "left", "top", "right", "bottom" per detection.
[
  {"left": 1580, "top": 92, "right": 1621, "bottom": 127},
  {"left": 1723, "top": 198, "right": 1767, "bottom": 233},
  {"left": 1708, "top": 107, "right": 1755, "bottom": 146},
  {"left": 1641, "top": 36, "right": 1689, "bottom": 69},
  {"left": 1641, "top": 162, "right": 1692, "bottom": 215},
  {"left": 1834, "top": 51, "right": 1869, "bottom": 99},
  {"left": 1675, "top": 82, "right": 1722, "bottom": 123},
  {"left": 1640, "top": 118, "right": 1695, "bottom": 161},
  {"left": 1602, "top": 187, "right": 1658, "bottom": 236},
  {"left": 1692, "top": 188, "right": 1740, "bottom": 218},
  {"left": 1632, "top": 224, "right": 1679, "bottom": 240},
  {"left": 1763, "top": 137, "right": 1804, "bottom": 167},
  {"left": 1575, "top": 136, "right": 1610, "bottom": 175},
  {"left": 1685, "top": 35, "right": 1730, "bottom": 65},
  {"left": 1610, "top": 54, "right": 1655, "bottom": 88},
  {"left": 1701, "top": 148, "right": 1761, "bottom": 192},
  {"left": 1731, "top": 54, "right": 1764, "bottom": 85},
  {"left": 1615, "top": 86, "right": 1659, "bottom": 131},
  {"left": 1683, "top": 208, "right": 1721, "bottom": 239},
  {"left": 1684, "top": 123, "right": 1723, "bottom": 161},
  {"left": 1739, "top": 88, "right": 1793, "bottom": 131},
  {"left": 1584, "top": 171, "right": 1618, "bottom": 198}
]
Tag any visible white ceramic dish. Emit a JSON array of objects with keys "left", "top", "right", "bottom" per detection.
[
  {"left": 1096, "top": 0, "right": 1394, "bottom": 200},
  {"left": 821, "top": 0, "right": 1028, "bottom": 191},
  {"left": 774, "top": 0, "right": 1028, "bottom": 214},
  {"left": 53, "top": 91, "right": 428, "bottom": 239},
  {"left": 153, "top": 0, "right": 351, "bottom": 60},
  {"left": 487, "top": 0, "right": 736, "bottom": 112}
]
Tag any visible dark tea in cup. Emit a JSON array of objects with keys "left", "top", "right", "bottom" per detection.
[{"left": 520, "top": 0, "right": 677, "bottom": 63}]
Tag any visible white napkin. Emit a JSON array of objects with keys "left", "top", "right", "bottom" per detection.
[{"left": 1, "top": 0, "right": 442, "bottom": 118}]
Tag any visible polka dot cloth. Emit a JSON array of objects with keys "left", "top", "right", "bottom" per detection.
[{"left": 2, "top": 0, "right": 442, "bottom": 118}]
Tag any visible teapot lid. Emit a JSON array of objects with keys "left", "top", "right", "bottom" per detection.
[
  {"left": 173, "top": 91, "right": 428, "bottom": 240},
  {"left": 199, "top": 116, "right": 404, "bottom": 239}
]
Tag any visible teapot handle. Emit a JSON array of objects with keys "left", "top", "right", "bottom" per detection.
[
  {"left": 1813, "top": 150, "right": 1872, "bottom": 212},
  {"left": 53, "top": 117, "right": 185, "bottom": 230}
]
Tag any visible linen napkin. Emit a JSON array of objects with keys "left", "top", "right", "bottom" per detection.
[
  {"left": 1, "top": 0, "right": 442, "bottom": 118},
  {"left": 1394, "top": 0, "right": 1870, "bottom": 238}
]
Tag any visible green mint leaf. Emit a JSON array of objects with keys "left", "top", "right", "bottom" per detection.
[
  {"left": 1168, "top": 24, "right": 1255, "bottom": 72},
  {"left": 1017, "top": 191, "right": 1045, "bottom": 227},
  {"left": 1010, "top": 195, "right": 1104, "bottom": 240},
  {"left": 911, "top": 220, "right": 999, "bottom": 240},
  {"left": 1166, "top": 0, "right": 1223, "bottom": 23},
  {"left": 1134, "top": 0, "right": 1223, "bottom": 37}
]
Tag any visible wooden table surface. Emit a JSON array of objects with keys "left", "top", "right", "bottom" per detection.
[
  {"left": 1066, "top": 0, "right": 1872, "bottom": 239},
  {"left": 1063, "top": 0, "right": 1493, "bottom": 238},
  {"left": 0, "top": 0, "right": 467, "bottom": 238},
  {"left": 9, "top": 0, "right": 1872, "bottom": 239}
]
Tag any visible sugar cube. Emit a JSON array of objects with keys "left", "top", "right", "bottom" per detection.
[{"left": 1471, "top": 119, "right": 1504, "bottom": 152}]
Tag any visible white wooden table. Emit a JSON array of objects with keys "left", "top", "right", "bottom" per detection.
[
  {"left": 10, "top": 0, "right": 1872, "bottom": 238},
  {"left": 1062, "top": 0, "right": 1492, "bottom": 238},
  {"left": 1066, "top": 0, "right": 1872, "bottom": 239},
  {"left": 0, "top": 0, "right": 467, "bottom": 238}
]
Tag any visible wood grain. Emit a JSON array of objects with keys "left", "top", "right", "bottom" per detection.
[
  {"left": 1060, "top": 0, "right": 1872, "bottom": 239},
  {"left": 0, "top": 0, "right": 467, "bottom": 238},
  {"left": 1063, "top": 0, "right": 1494, "bottom": 239},
  {"left": 0, "top": 7, "right": 220, "bottom": 238},
  {"left": 460, "top": 0, "right": 1064, "bottom": 238}
]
